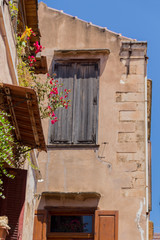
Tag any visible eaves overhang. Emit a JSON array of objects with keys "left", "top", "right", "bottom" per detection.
[{"left": 0, "top": 83, "right": 46, "bottom": 152}]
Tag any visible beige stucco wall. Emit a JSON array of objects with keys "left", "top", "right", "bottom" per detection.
[
  {"left": 22, "top": 163, "right": 37, "bottom": 240},
  {"left": 36, "top": 2, "right": 148, "bottom": 239},
  {"left": 0, "top": 0, "right": 18, "bottom": 84}
]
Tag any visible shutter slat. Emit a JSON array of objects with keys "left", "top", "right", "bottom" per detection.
[
  {"left": 50, "top": 63, "right": 74, "bottom": 143},
  {"left": 75, "top": 63, "right": 98, "bottom": 143}
]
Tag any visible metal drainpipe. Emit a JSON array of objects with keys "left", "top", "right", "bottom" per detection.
[
  {"left": 0, "top": 0, "right": 19, "bottom": 85},
  {"left": 145, "top": 74, "right": 149, "bottom": 240}
]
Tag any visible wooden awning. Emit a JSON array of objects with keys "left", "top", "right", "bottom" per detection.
[
  {"left": 24, "top": 0, "right": 40, "bottom": 43},
  {"left": 0, "top": 83, "right": 46, "bottom": 151}
]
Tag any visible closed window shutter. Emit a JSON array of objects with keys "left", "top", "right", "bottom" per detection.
[
  {"left": 73, "top": 63, "right": 98, "bottom": 144},
  {"left": 49, "top": 63, "right": 74, "bottom": 143},
  {"left": 94, "top": 210, "right": 118, "bottom": 240},
  {"left": 33, "top": 211, "right": 46, "bottom": 240},
  {"left": 50, "top": 61, "right": 99, "bottom": 144},
  {"left": 0, "top": 169, "right": 27, "bottom": 240}
]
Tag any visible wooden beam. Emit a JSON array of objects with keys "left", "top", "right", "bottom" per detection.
[
  {"left": 4, "top": 87, "right": 21, "bottom": 141},
  {"left": 26, "top": 93, "right": 40, "bottom": 148}
]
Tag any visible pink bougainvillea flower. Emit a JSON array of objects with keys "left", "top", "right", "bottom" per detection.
[
  {"left": 34, "top": 41, "right": 42, "bottom": 54},
  {"left": 52, "top": 112, "right": 55, "bottom": 117},
  {"left": 28, "top": 55, "right": 36, "bottom": 66},
  {"left": 51, "top": 120, "right": 55, "bottom": 124},
  {"left": 52, "top": 87, "right": 58, "bottom": 95}
]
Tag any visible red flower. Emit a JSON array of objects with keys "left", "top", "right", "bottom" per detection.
[
  {"left": 34, "top": 41, "right": 42, "bottom": 54},
  {"left": 28, "top": 55, "right": 36, "bottom": 66}
]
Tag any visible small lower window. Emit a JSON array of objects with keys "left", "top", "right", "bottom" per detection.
[
  {"left": 48, "top": 209, "right": 94, "bottom": 239},
  {"left": 50, "top": 215, "right": 93, "bottom": 233}
]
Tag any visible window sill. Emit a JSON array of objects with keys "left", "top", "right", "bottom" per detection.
[
  {"left": 47, "top": 233, "right": 94, "bottom": 239},
  {"left": 47, "top": 144, "right": 100, "bottom": 149}
]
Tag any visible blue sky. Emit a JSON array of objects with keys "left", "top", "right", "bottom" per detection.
[{"left": 38, "top": 0, "right": 160, "bottom": 232}]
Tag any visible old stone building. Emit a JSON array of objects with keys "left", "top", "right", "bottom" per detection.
[{"left": 34, "top": 2, "right": 152, "bottom": 240}]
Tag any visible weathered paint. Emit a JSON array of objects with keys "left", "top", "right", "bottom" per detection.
[{"left": 135, "top": 199, "right": 145, "bottom": 240}]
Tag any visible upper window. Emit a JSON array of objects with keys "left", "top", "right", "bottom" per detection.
[{"left": 49, "top": 61, "right": 99, "bottom": 144}]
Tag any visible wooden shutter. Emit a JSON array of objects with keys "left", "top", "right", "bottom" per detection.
[
  {"left": 0, "top": 169, "right": 27, "bottom": 240},
  {"left": 94, "top": 211, "right": 118, "bottom": 240},
  {"left": 50, "top": 61, "right": 99, "bottom": 144},
  {"left": 33, "top": 211, "right": 46, "bottom": 240},
  {"left": 49, "top": 63, "right": 74, "bottom": 143},
  {"left": 73, "top": 62, "right": 98, "bottom": 143}
]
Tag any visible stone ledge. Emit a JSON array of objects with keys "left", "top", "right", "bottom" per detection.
[{"left": 41, "top": 192, "right": 101, "bottom": 201}]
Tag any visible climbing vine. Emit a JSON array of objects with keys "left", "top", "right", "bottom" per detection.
[
  {"left": 8, "top": 0, "right": 18, "bottom": 20},
  {"left": 0, "top": 111, "right": 31, "bottom": 198}
]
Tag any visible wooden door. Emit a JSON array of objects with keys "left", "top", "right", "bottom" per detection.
[{"left": 94, "top": 211, "right": 118, "bottom": 240}]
